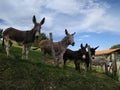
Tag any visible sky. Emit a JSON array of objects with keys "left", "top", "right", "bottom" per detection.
[{"left": 0, "top": 0, "right": 120, "bottom": 51}]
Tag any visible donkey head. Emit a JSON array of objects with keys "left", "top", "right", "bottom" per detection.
[
  {"left": 65, "top": 29, "right": 76, "bottom": 46},
  {"left": 80, "top": 44, "right": 88, "bottom": 59},
  {"left": 90, "top": 46, "right": 99, "bottom": 59},
  {"left": 32, "top": 15, "right": 45, "bottom": 38}
]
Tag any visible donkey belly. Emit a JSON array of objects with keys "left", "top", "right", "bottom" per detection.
[
  {"left": 64, "top": 54, "right": 76, "bottom": 61},
  {"left": 10, "top": 35, "right": 24, "bottom": 43}
]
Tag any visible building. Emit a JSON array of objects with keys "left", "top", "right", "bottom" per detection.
[
  {"left": 95, "top": 48, "right": 120, "bottom": 62},
  {"left": 95, "top": 48, "right": 120, "bottom": 80}
]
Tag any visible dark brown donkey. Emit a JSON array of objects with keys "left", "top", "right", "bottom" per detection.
[
  {"left": 2, "top": 15, "right": 45, "bottom": 59},
  {"left": 34, "top": 29, "right": 76, "bottom": 66},
  {"left": 63, "top": 44, "right": 88, "bottom": 72}
]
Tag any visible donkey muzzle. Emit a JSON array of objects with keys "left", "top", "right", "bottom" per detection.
[
  {"left": 35, "top": 31, "right": 40, "bottom": 37},
  {"left": 91, "top": 55, "right": 95, "bottom": 59},
  {"left": 82, "top": 55, "right": 86, "bottom": 59}
]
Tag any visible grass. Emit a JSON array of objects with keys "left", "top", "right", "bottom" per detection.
[{"left": 0, "top": 43, "right": 120, "bottom": 90}]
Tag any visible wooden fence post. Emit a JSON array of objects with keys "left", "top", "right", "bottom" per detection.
[
  {"left": 88, "top": 45, "right": 92, "bottom": 70},
  {"left": 112, "top": 53, "right": 117, "bottom": 78},
  {"left": 49, "top": 33, "right": 56, "bottom": 64}
]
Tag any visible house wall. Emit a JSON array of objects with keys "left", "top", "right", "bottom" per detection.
[
  {"left": 95, "top": 53, "right": 119, "bottom": 71},
  {"left": 116, "top": 52, "right": 120, "bottom": 61},
  {"left": 96, "top": 51, "right": 120, "bottom": 61}
]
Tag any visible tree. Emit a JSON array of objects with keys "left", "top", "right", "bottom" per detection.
[
  {"left": 0, "top": 28, "right": 3, "bottom": 38},
  {"left": 110, "top": 44, "right": 120, "bottom": 49}
]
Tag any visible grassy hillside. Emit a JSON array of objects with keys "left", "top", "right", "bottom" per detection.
[{"left": 0, "top": 43, "right": 120, "bottom": 90}]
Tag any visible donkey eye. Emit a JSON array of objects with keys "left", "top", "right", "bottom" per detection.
[{"left": 69, "top": 39, "right": 71, "bottom": 42}]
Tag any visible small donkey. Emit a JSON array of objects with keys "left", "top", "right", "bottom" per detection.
[
  {"left": 63, "top": 44, "right": 88, "bottom": 72},
  {"left": 34, "top": 29, "right": 76, "bottom": 66}
]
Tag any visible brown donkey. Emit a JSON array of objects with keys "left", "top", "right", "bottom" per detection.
[
  {"left": 34, "top": 29, "right": 76, "bottom": 66},
  {"left": 2, "top": 15, "right": 45, "bottom": 59}
]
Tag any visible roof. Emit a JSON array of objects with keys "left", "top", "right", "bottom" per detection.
[{"left": 95, "top": 48, "right": 120, "bottom": 55}]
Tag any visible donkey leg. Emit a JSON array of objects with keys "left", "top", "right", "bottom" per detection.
[
  {"left": 56, "top": 58, "right": 59, "bottom": 67},
  {"left": 41, "top": 50, "right": 46, "bottom": 63},
  {"left": 77, "top": 60, "right": 81, "bottom": 72},
  {"left": 63, "top": 59, "right": 67, "bottom": 68},
  {"left": 59, "top": 53, "right": 64, "bottom": 67},
  {"left": 75, "top": 60, "right": 81, "bottom": 72},
  {"left": 74, "top": 61, "right": 78, "bottom": 70},
  {"left": 25, "top": 46, "right": 31, "bottom": 59},
  {"left": 6, "top": 41, "right": 11, "bottom": 57},
  {"left": 86, "top": 63, "right": 89, "bottom": 71},
  {"left": 84, "top": 61, "right": 89, "bottom": 72},
  {"left": 22, "top": 45, "right": 26, "bottom": 59}
]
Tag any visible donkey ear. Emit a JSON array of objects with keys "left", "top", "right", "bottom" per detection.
[
  {"left": 80, "top": 44, "right": 83, "bottom": 48},
  {"left": 94, "top": 46, "right": 99, "bottom": 50},
  {"left": 40, "top": 17, "right": 45, "bottom": 25},
  {"left": 65, "top": 29, "right": 69, "bottom": 35},
  {"left": 33, "top": 15, "right": 36, "bottom": 24},
  {"left": 72, "top": 32, "right": 76, "bottom": 36}
]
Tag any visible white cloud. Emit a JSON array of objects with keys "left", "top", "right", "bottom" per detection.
[
  {"left": 97, "top": 14, "right": 120, "bottom": 32},
  {"left": 45, "top": 0, "right": 80, "bottom": 15},
  {"left": 0, "top": 0, "right": 120, "bottom": 36},
  {"left": 0, "top": 0, "right": 45, "bottom": 29},
  {"left": 79, "top": 34, "right": 90, "bottom": 41},
  {"left": 80, "top": 8, "right": 105, "bottom": 29}
]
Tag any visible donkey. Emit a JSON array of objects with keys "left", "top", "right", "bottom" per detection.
[
  {"left": 91, "top": 55, "right": 110, "bottom": 73},
  {"left": 86, "top": 46, "right": 99, "bottom": 69},
  {"left": 2, "top": 15, "right": 45, "bottom": 59},
  {"left": 34, "top": 29, "right": 76, "bottom": 66},
  {"left": 63, "top": 44, "right": 88, "bottom": 72},
  {"left": 91, "top": 56, "right": 109, "bottom": 68}
]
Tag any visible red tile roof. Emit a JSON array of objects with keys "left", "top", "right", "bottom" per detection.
[{"left": 95, "top": 48, "right": 120, "bottom": 55}]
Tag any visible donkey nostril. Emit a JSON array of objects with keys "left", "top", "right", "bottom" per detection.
[
  {"left": 36, "top": 36, "right": 39, "bottom": 39},
  {"left": 72, "top": 42, "right": 75, "bottom": 46},
  {"left": 92, "top": 57, "right": 95, "bottom": 59}
]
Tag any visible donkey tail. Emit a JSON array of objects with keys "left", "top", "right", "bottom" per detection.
[{"left": 32, "top": 47, "right": 39, "bottom": 50}]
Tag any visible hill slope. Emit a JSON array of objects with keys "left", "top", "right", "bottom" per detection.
[{"left": 0, "top": 44, "right": 120, "bottom": 90}]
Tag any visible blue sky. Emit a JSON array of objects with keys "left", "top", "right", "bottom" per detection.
[{"left": 0, "top": 0, "right": 120, "bottom": 51}]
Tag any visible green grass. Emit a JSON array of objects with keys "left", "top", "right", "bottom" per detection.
[{"left": 0, "top": 43, "right": 120, "bottom": 90}]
